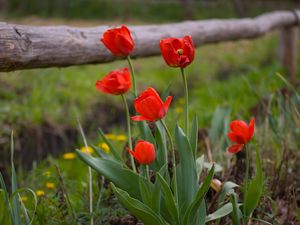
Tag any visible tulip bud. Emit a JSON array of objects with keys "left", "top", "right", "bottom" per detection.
[{"left": 210, "top": 179, "right": 222, "bottom": 192}]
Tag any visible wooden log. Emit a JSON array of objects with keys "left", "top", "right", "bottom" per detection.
[
  {"left": 0, "top": 10, "right": 299, "bottom": 72},
  {"left": 279, "top": 26, "right": 299, "bottom": 82}
]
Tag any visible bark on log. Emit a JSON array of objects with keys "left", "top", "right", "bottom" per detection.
[{"left": 0, "top": 10, "right": 299, "bottom": 72}]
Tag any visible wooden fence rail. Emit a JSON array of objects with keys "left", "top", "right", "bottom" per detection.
[{"left": 0, "top": 10, "right": 299, "bottom": 80}]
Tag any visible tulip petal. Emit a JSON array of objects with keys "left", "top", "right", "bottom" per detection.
[
  {"left": 164, "top": 96, "right": 172, "bottom": 111},
  {"left": 229, "top": 120, "right": 249, "bottom": 143},
  {"left": 131, "top": 115, "right": 149, "bottom": 121},
  {"left": 116, "top": 34, "right": 134, "bottom": 55},
  {"left": 159, "top": 96, "right": 172, "bottom": 118},
  {"left": 127, "top": 149, "right": 136, "bottom": 158},
  {"left": 228, "top": 144, "right": 244, "bottom": 154},
  {"left": 248, "top": 118, "right": 255, "bottom": 141}
]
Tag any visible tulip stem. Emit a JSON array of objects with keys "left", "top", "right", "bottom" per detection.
[
  {"left": 146, "top": 165, "right": 150, "bottom": 182},
  {"left": 243, "top": 144, "right": 250, "bottom": 223},
  {"left": 160, "top": 119, "right": 178, "bottom": 205},
  {"left": 245, "top": 144, "right": 249, "bottom": 191},
  {"left": 127, "top": 56, "right": 137, "bottom": 97},
  {"left": 121, "top": 94, "right": 137, "bottom": 173},
  {"left": 180, "top": 68, "right": 189, "bottom": 136}
]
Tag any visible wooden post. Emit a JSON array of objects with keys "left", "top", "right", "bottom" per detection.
[{"left": 279, "top": 26, "right": 299, "bottom": 83}]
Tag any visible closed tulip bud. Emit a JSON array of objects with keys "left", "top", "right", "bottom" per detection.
[
  {"left": 210, "top": 179, "right": 222, "bottom": 192},
  {"left": 128, "top": 140, "right": 156, "bottom": 165},
  {"left": 96, "top": 68, "right": 131, "bottom": 95},
  {"left": 101, "top": 25, "right": 134, "bottom": 56}
]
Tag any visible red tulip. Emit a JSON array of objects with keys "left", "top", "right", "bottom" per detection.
[
  {"left": 160, "top": 35, "right": 195, "bottom": 68},
  {"left": 128, "top": 140, "right": 156, "bottom": 165},
  {"left": 227, "top": 118, "right": 255, "bottom": 153},
  {"left": 96, "top": 68, "right": 131, "bottom": 95},
  {"left": 131, "top": 87, "right": 172, "bottom": 122},
  {"left": 101, "top": 25, "right": 134, "bottom": 56}
]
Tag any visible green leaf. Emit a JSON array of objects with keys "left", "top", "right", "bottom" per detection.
[
  {"left": 76, "top": 150, "right": 147, "bottom": 200},
  {"left": 11, "top": 188, "right": 38, "bottom": 225},
  {"left": 91, "top": 144, "right": 114, "bottom": 161},
  {"left": 230, "top": 193, "right": 241, "bottom": 225},
  {"left": 151, "top": 176, "right": 161, "bottom": 214},
  {"left": 174, "top": 125, "right": 198, "bottom": 213},
  {"left": 190, "top": 114, "right": 198, "bottom": 158},
  {"left": 205, "top": 203, "right": 233, "bottom": 222},
  {"left": 204, "top": 162, "right": 223, "bottom": 173},
  {"left": 196, "top": 155, "right": 205, "bottom": 178},
  {"left": 138, "top": 122, "right": 155, "bottom": 144},
  {"left": 161, "top": 82, "right": 172, "bottom": 101},
  {"left": 152, "top": 121, "right": 167, "bottom": 171},
  {"left": 10, "top": 132, "right": 21, "bottom": 225},
  {"left": 157, "top": 173, "right": 180, "bottom": 225},
  {"left": 209, "top": 106, "right": 231, "bottom": 149},
  {"left": 139, "top": 174, "right": 152, "bottom": 207},
  {"left": 112, "top": 184, "right": 167, "bottom": 225},
  {"left": 98, "top": 128, "right": 123, "bottom": 162},
  {"left": 0, "top": 173, "right": 13, "bottom": 222},
  {"left": 182, "top": 164, "right": 215, "bottom": 225},
  {"left": 217, "top": 181, "right": 239, "bottom": 206},
  {"left": 244, "top": 148, "right": 264, "bottom": 221}
]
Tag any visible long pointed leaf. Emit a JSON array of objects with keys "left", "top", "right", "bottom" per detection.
[
  {"left": 112, "top": 184, "right": 167, "bottom": 225},
  {"left": 244, "top": 148, "right": 264, "bottom": 220},
  {"left": 182, "top": 164, "right": 215, "bottom": 225},
  {"left": 190, "top": 114, "right": 198, "bottom": 158},
  {"left": 205, "top": 203, "right": 233, "bottom": 222},
  {"left": 174, "top": 125, "right": 198, "bottom": 213},
  {"left": 98, "top": 128, "right": 123, "bottom": 162},
  {"left": 157, "top": 173, "right": 180, "bottom": 225},
  {"left": 230, "top": 193, "right": 241, "bottom": 225},
  {"left": 10, "top": 132, "right": 21, "bottom": 225},
  {"left": 76, "top": 150, "right": 147, "bottom": 200}
]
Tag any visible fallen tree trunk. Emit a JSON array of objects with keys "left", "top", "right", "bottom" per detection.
[{"left": 0, "top": 10, "right": 299, "bottom": 72}]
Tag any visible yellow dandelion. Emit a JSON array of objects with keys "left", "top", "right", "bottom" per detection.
[
  {"left": 45, "top": 182, "right": 55, "bottom": 189},
  {"left": 63, "top": 152, "right": 76, "bottom": 160},
  {"left": 20, "top": 196, "right": 28, "bottom": 202},
  {"left": 175, "top": 107, "right": 183, "bottom": 114},
  {"left": 98, "top": 142, "right": 110, "bottom": 153},
  {"left": 178, "top": 98, "right": 185, "bottom": 105},
  {"left": 80, "top": 146, "right": 94, "bottom": 154},
  {"left": 115, "top": 134, "right": 127, "bottom": 141},
  {"left": 36, "top": 190, "right": 45, "bottom": 197},
  {"left": 105, "top": 133, "right": 116, "bottom": 140},
  {"left": 43, "top": 170, "right": 51, "bottom": 177}
]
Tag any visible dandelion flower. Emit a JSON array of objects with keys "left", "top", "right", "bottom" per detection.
[
  {"left": 63, "top": 152, "right": 76, "bottom": 160},
  {"left": 80, "top": 146, "right": 94, "bottom": 154},
  {"left": 45, "top": 182, "right": 55, "bottom": 189},
  {"left": 98, "top": 142, "right": 110, "bottom": 153},
  {"left": 36, "top": 190, "right": 45, "bottom": 196},
  {"left": 115, "top": 134, "right": 127, "bottom": 141}
]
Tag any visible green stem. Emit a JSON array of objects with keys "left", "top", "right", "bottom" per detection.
[
  {"left": 127, "top": 56, "right": 137, "bottom": 97},
  {"left": 146, "top": 165, "right": 150, "bottom": 182},
  {"left": 121, "top": 94, "right": 137, "bottom": 173},
  {"left": 160, "top": 119, "right": 178, "bottom": 205},
  {"left": 180, "top": 68, "right": 189, "bottom": 136},
  {"left": 243, "top": 144, "right": 249, "bottom": 224}
]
